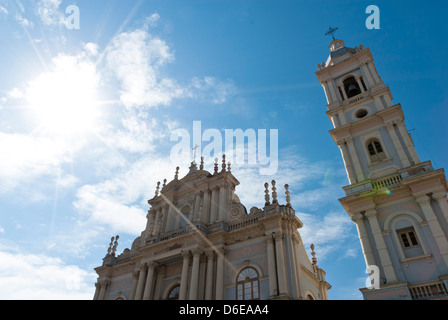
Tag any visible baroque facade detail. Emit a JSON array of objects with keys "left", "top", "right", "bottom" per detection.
[{"left": 93, "top": 159, "right": 331, "bottom": 300}]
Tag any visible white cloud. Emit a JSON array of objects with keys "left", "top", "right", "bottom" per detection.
[
  {"left": 36, "top": 0, "right": 65, "bottom": 26},
  {"left": 190, "top": 76, "right": 237, "bottom": 104},
  {"left": 104, "top": 18, "right": 236, "bottom": 109},
  {"left": 0, "top": 133, "right": 75, "bottom": 194},
  {"left": 144, "top": 13, "right": 160, "bottom": 28},
  {"left": 0, "top": 5, "right": 8, "bottom": 15},
  {"left": 15, "top": 14, "right": 34, "bottom": 28},
  {"left": 98, "top": 111, "right": 167, "bottom": 154},
  {"left": 73, "top": 155, "right": 178, "bottom": 236},
  {"left": 299, "top": 210, "right": 355, "bottom": 261},
  {"left": 105, "top": 27, "right": 187, "bottom": 108},
  {"left": 0, "top": 249, "right": 96, "bottom": 299}
]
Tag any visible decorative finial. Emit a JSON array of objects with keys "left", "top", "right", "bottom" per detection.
[
  {"left": 264, "top": 182, "right": 270, "bottom": 206},
  {"left": 285, "top": 184, "right": 291, "bottom": 207},
  {"left": 227, "top": 162, "right": 231, "bottom": 173},
  {"left": 175, "top": 166, "right": 179, "bottom": 180},
  {"left": 200, "top": 156, "right": 204, "bottom": 170},
  {"left": 311, "top": 244, "right": 317, "bottom": 266},
  {"left": 325, "top": 26, "right": 338, "bottom": 41},
  {"left": 214, "top": 158, "right": 218, "bottom": 175},
  {"left": 162, "top": 179, "right": 167, "bottom": 189},
  {"left": 155, "top": 181, "right": 160, "bottom": 196},
  {"left": 221, "top": 154, "right": 226, "bottom": 172},
  {"left": 107, "top": 236, "right": 114, "bottom": 255},
  {"left": 112, "top": 235, "right": 119, "bottom": 256},
  {"left": 271, "top": 180, "right": 277, "bottom": 203}
]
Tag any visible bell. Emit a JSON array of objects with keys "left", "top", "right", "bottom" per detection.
[{"left": 347, "top": 84, "right": 360, "bottom": 97}]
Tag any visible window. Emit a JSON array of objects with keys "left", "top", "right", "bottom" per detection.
[
  {"left": 355, "top": 109, "right": 368, "bottom": 119},
  {"left": 236, "top": 267, "right": 260, "bottom": 300},
  {"left": 178, "top": 205, "right": 191, "bottom": 228},
  {"left": 367, "top": 139, "right": 386, "bottom": 162},
  {"left": 343, "top": 77, "right": 361, "bottom": 98},
  {"left": 167, "top": 285, "right": 180, "bottom": 300},
  {"left": 398, "top": 228, "right": 419, "bottom": 248}
]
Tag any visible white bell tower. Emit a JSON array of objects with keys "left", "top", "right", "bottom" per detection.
[{"left": 316, "top": 38, "right": 448, "bottom": 300}]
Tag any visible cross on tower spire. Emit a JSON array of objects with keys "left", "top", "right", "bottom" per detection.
[{"left": 325, "top": 26, "right": 338, "bottom": 41}]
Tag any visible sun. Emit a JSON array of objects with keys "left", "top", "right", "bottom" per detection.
[{"left": 26, "top": 54, "right": 101, "bottom": 136}]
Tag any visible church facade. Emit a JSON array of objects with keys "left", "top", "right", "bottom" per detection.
[
  {"left": 316, "top": 39, "right": 448, "bottom": 300},
  {"left": 93, "top": 159, "right": 331, "bottom": 300}
]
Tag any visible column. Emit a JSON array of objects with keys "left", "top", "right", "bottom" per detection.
[
  {"left": 179, "top": 251, "right": 191, "bottom": 300},
  {"left": 339, "top": 85, "right": 348, "bottom": 100},
  {"left": 416, "top": 196, "right": 448, "bottom": 267},
  {"left": 327, "top": 80, "right": 338, "bottom": 103},
  {"left": 396, "top": 120, "right": 421, "bottom": 164},
  {"left": 218, "top": 184, "right": 228, "bottom": 221},
  {"left": 189, "top": 249, "right": 202, "bottom": 300},
  {"left": 345, "top": 137, "right": 364, "bottom": 182},
  {"left": 154, "top": 265, "right": 166, "bottom": 300},
  {"left": 98, "top": 279, "right": 110, "bottom": 300},
  {"left": 433, "top": 191, "right": 448, "bottom": 224},
  {"left": 286, "top": 231, "right": 300, "bottom": 299},
  {"left": 373, "top": 96, "right": 384, "bottom": 111},
  {"left": 274, "top": 232, "right": 288, "bottom": 295},
  {"left": 153, "top": 208, "right": 162, "bottom": 235},
  {"left": 365, "top": 209, "right": 397, "bottom": 283},
  {"left": 361, "top": 63, "right": 375, "bottom": 87},
  {"left": 202, "top": 189, "right": 211, "bottom": 224},
  {"left": 129, "top": 269, "right": 139, "bottom": 300},
  {"left": 292, "top": 234, "right": 304, "bottom": 299},
  {"left": 351, "top": 213, "right": 376, "bottom": 268},
  {"left": 265, "top": 235, "right": 278, "bottom": 297},
  {"left": 193, "top": 192, "right": 202, "bottom": 222},
  {"left": 165, "top": 206, "right": 174, "bottom": 233},
  {"left": 386, "top": 122, "right": 411, "bottom": 168},
  {"left": 355, "top": 76, "right": 365, "bottom": 93},
  {"left": 205, "top": 251, "right": 215, "bottom": 300},
  {"left": 337, "top": 141, "right": 356, "bottom": 184},
  {"left": 143, "top": 261, "right": 157, "bottom": 300},
  {"left": 210, "top": 187, "right": 218, "bottom": 223},
  {"left": 93, "top": 282, "right": 100, "bottom": 300},
  {"left": 134, "top": 263, "right": 147, "bottom": 300},
  {"left": 367, "top": 62, "right": 381, "bottom": 83},
  {"left": 145, "top": 210, "right": 155, "bottom": 238},
  {"left": 160, "top": 206, "right": 168, "bottom": 233},
  {"left": 215, "top": 248, "right": 226, "bottom": 300},
  {"left": 322, "top": 82, "right": 331, "bottom": 104}
]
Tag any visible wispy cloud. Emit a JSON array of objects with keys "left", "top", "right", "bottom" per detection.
[
  {"left": 36, "top": 0, "right": 65, "bottom": 26},
  {"left": 0, "top": 248, "right": 96, "bottom": 300}
]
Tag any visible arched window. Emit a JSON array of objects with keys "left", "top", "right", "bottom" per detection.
[
  {"left": 367, "top": 139, "right": 386, "bottom": 162},
  {"left": 236, "top": 267, "right": 260, "bottom": 300},
  {"left": 167, "top": 285, "right": 180, "bottom": 300},
  {"left": 178, "top": 205, "right": 191, "bottom": 228},
  {"left": 306, "top": 294, "right": 315, "bottom": 300},
  {"left": 343, "top": 76, "right": 361, "bottom": 98}
]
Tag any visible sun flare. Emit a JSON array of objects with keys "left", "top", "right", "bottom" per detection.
[{"left": 26, "top": 54, "right": 100, "bottom": 135}]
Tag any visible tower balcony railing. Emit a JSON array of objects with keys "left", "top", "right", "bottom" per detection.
[
  {"left": 343, "top": 161, "right": 434, "bottom": 196},
  {"left": 409, "top": 281, "right": 448, "bottom": 300}
]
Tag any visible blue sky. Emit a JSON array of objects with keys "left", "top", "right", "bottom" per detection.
[{"left": 0, "top": 0, "right": 447, "bottom": 300}]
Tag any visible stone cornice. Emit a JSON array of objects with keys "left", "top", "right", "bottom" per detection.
[{"left": 329, "top": 103, "right": 404, "bottom": 140}]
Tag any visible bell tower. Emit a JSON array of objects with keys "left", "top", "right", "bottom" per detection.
[{"left": 316, "top": 38, "right": 448, "bottom": 300}]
